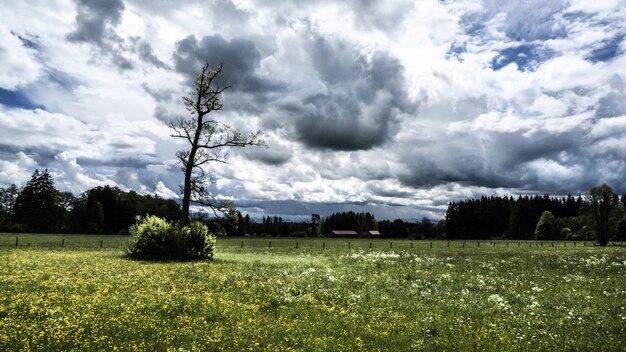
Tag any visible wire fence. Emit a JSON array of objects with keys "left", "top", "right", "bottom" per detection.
[{"left": 2, "top": 234, "right": 623, "bottom": 251}]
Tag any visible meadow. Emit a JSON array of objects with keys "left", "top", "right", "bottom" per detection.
[{"left": 1, "top": 234, "right": 625, "bottom": 351}]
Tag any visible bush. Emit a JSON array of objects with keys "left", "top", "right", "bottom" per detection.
[
  {"left": 561, "top": 227, "right": 579, "bottom": 240},
  {"left": 576, "top": 225, "right": 595, "bottom": 241},
  {"left": 125, "top": 215, "right": 216, "bottom": 260}
]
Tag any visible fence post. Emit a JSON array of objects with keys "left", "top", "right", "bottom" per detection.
[
  {"left": 61, "top": 239, "right": 64, "bottom": 248},
  {"left": 100, "top": 240, "right": 103, "bottom": 248},
  {"left": 390, "top": 242, "right": 393, "bottom": 248},
  {"left": 323, "top": 241, "right": 325, "bottom": 249},
  {"left": 241, "top": 240, "right": 244, "bottom": 248},
  {"left": 296, "top": 241, "right": 299, "bottom": 249},
  {"left": 447, "top": 242, "right": 450, "bottom": 248},
  {"left": 411, "top": 241, "right": 413, "bottom": 248},
  {"left": 15, "top": 237, "right": 18, "bottom": 247},
  {"left": 477, "top": 241, "right": 480, "bottom": 247}
]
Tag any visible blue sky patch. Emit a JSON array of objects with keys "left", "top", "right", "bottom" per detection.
[
  {"left": 446, "top": 41, "right": 467, "bottom": 61},
  {"left": 12, "top": 32, "right": 39, "bottom": 49},
  {"left": 0, "top": 88, "right": 45, "bottom": 110},
  {"left": 490, "top": 44, "right": 555, "bottom": 71},
  {"left": 587, "top": 35, "right": 624, "bottom": 63}
]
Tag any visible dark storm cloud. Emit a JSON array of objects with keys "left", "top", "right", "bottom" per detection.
[
  {"left": 133, "top": 39, "right": 169, "bottom": 69},
  {"left": 242, "top": 147, "right": 292, "bottom": 166},
  {"left": 78, "top": 155, "right": 159, "bottom": 169},
  {"left": 66, "top": 0, "right": 125, "bottom": 45},
  {"left": 291, "top": 35, "right": 415, "bottom": 151},
  {"left": 291, "top": 94, "right": 390, "bottom": 151},
  {"left": 368, "top": 184, "right": 413, "bottom": 198},
  {"left": 396, "top": 109, "right": 626, "bottom": 195},
  {"left": 397, "top": 123, "right": 589, "bottom": 191},
  {"left": 141, "top": 83, "right": 174, "bottom": 103},
  {"left": 172, "top": 34, "right": 282, "bottom": 92},
  {"left": 66, "top": 0, "right": 135, "bottom": 70},
  {"left": 0, "top": 144, "right": 57, "bottom": 167},
  {"left": 111, "top": 52, "right": 133, "bottom": 70},
  {"left": 492, "top": 131, "right": 585, "bottom": 169}
]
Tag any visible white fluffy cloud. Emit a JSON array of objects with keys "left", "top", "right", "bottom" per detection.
[
  {"left": 0, "top": 152, "right": 36, "bottom": 186},
  {"left": 0, "top": 26, "right": 42, "bottom": 89}
]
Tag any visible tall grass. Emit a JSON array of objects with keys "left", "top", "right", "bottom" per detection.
[{"left": 0, "top": 237, "right": 624, "bottom": 351}]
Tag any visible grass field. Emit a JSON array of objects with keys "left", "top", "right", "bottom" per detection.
[{"left": 1, "top": 234, "right": 625, "bottom": 351}]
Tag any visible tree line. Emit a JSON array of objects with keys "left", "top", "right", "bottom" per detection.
[
  {"left": 445, "top": 185, "right": 626, "bottom": 245},
  {"left": 3, "top": 170, "right": 624, "bottom": 245},
  {"left": 204, "top": 210, "right": 445, "bottom": 239},
  {"left": 0, "top": 170, "right": 181, "bottom": 234}
]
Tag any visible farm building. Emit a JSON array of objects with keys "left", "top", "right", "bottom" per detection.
[
  {"left": 330, "top": 230, "right": 359, "bottom": 238},
  {"left": 359, "top": 230, "right": 381, "bottom": 237}
]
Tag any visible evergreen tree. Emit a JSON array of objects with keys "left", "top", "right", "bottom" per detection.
[{"left": 14, "top": 170, "right": 61, "bottom": 233}]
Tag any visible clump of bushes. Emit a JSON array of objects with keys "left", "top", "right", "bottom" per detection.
[{"left": 125, "top": 215, "right": 216, "bottom": 260}]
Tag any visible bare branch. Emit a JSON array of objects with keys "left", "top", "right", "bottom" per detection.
[{"left": 172, "top": 61, "right": 264, "bottom": 224}]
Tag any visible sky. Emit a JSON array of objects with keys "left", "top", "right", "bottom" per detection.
[{"left": 1, "top": 0, "right": 626, "bottom": 221}]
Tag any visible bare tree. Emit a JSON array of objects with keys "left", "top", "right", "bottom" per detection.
[{"left": 171, "top": 62, "right": 264, "bottom": 225}]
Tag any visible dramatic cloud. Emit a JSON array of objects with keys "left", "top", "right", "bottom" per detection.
[
  {"left": 66, "top": 0, "right": 125, "bottom": 45},
  {"left": 289, "top": 35, "right": 416, "bottom": 151},
  {"left": 1, "top": 0, "right": 626, "bottom": 221},
  {"left": 172, "top": 34, "right": 281, "bottom": 93}
]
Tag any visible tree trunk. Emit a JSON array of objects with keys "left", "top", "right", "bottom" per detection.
[
  {"left": 181, "top": 168, "right": 192, "bottom": 226},
  {"left": 181, "top": 142, "right": 200, "bottom": 226}
]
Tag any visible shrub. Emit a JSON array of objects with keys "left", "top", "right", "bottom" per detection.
[
  {"left": 181, "top": 221, "right": 216, "bottom": 259},
  {"left": 561, "top": 227, "right": 578, "bottom": 240},
  {"left": 576, "top": 225, "right": 595, "bottom": 240},
  {"left": 126, "top": 215, "right": 216, "bottom": 260}
]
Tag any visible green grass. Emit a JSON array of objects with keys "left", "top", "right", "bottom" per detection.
[{"left": 1, "top": 235, "right": 625, "bottom": 351}]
